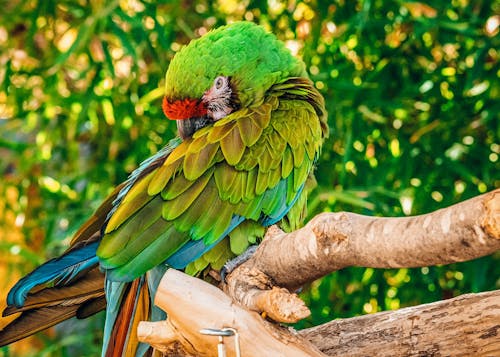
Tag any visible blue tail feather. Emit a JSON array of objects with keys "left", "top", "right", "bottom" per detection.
[{"left": 7, "top": 242, "right": 99, "bottom": 307}]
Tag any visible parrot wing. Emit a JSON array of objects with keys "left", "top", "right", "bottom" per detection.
[
  {"left": 0, "top": 140, "right": 181, "bottom": 348},
  {"left": 97, "top": 77, "right": 325, "bottom": 282}
]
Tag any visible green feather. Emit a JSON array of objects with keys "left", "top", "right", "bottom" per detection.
[
  {"left": 105, "top": 174, "right": 155, "bottom": 233},
  {"left": 220, "top": 125, "right": 246, "bottom": 165},
  {"left": 281, "top": 146, "right": 294, "bottom": 178},
  {"left": 107, "top": 226, "right": 187, "bottom": 281},
  {"left": 293, "top": 143, "right": 305, "bottom": 167},
  {"left": 214, "top": 163, "right": 238, "bottom": 201},
  {"left": 256, "top": 171, "right": 270, "bottom": 196},
  {"left": 98, "top": 196, "right": 164, "bottom": 260},
  {"left": 193, "top": 257, "right": 210, "bottom": 272},
  {"left": 237, "top": 116, "right": 263, "bottom": 146},
  {"left": 161, "top": 170, "right": 213, "bottom": 220},
  {"left": 207, "top": 121, "right": 234, "bottom": 143},
  {"left": 191, "top": 184, "right": 221, "bottom": 238},
  {"left": 229, "top": 221, "right": 265, "bottom": 255},
  {"left": 101, "top": 218, "right": 171, "bottom": 268},
  {"left": 268, "top": 167, "right": 282, "bottom": 189},
  {"left": 183, "top": 142, "right": 219, "bottom": 181},
  {"left": 147, "top": 160, "right": 181, "bottom": 196}
]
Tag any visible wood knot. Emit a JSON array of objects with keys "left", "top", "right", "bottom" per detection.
[
  {"left": 482, "top": 190, "right": 500, "bottom": 239},
  {"left": 311, "top": 212, "right": 349, "bottom": 243}
]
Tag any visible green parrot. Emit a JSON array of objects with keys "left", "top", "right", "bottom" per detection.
[{"left": 0, "top": 21, "right": 328, "bottom": 356}]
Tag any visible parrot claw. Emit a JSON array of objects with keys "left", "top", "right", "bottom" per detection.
[{"left": 221, "top": 245, "right": 258, "bottom": 282}]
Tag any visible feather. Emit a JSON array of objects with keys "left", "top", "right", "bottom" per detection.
[
  {"left": 237, "top": 116, "right": 263, "bottom": 146},
  {"left": 220, "top": 125, "right": 246, "bottom": 165},
  {"left": 0, "top": 268, "right": 105, "bottom": 347},
  {"left": 161, "top": 170, "right": 213, "bottom": 220},
  {"left": 7, "top": 242, "right": 99, "bottom": 307},
  {"left": 124, "top": 280, "right": 150, "bottom": 356},
  {"left": 4, "top": 269, "right": 103, "bottom": 316},
  {"left": 183, "top": 142, "right": 219, "bottom": 181},
  {"left": 106, "top": 227, "right": 186, "bottom": 281},
  {"left": 166, "top": 215, "right": 244, "bottom": 269},
  {"left": 0, "top": 305, "right": 81, "bottom": 346},
  {"left": 256, "top": 170, "right": 270, "bottom": 196},
  {"left": 98, "top": 197, "right": 164, "bottom": 261},
  {"left": 100, "top": 218, "right": 171, "bottom": 269},
  {"left": 214, "top": 163, "right": 238, "bottom": 200},
  {"left": 77, "top": 296, "right": 107, "bottom": 319},
  {"left": 105, "top": 176, "right": 156, "bottom": 234},
  {"left": 147, "top": 160, "right": 180, "bottom": 196},
  {"left": 104, "top": 279, "right": 139, "bottom": 357},
  {"left": 207, "top": 120, "right": 235, "bottom": 143},
  {"left": 281, "top": 145, "right": 294, "bottom": 178},
  {"left": 190, "top": 185, "right": 222, "bottom": 238}
]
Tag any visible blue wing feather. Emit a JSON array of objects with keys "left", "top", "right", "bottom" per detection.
[
  {"left": 166, "top": 215, "right": 245, "bottom": 269},
  {"left": 7, "top": 242, "right": 99, "bottom": 307},
  {"left": 165, "top": 178, "right": 304, "bottom": 269}
]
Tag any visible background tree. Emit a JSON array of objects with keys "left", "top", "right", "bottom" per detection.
[{"left": 0, "top": 0, "right": 498, "bottom": 355}]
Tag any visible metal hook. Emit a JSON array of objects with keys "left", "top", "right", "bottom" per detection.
[{"left": 200, "top": 327, "right": 241, "bottom": 357}]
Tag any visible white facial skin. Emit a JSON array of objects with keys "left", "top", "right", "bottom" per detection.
[
  {"left": 177, "top": 76, "right": 236, "bottom": 139},
  {"left": 202, "top": 76, "right": 234, "bottom": 121}
]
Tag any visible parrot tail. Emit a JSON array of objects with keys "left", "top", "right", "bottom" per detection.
[
  {"left": 0, "top": 268, "right": 105, "bottom": 346},
  {"left": 102, "top": 266, "right": 167, "bottom": 357}
]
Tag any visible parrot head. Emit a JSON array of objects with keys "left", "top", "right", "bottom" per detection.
[{"left": 162, "top": 21, "right": 307, "bottom": 139}]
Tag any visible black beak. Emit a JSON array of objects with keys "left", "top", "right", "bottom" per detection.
[{"left": 177, "top": 116, "right": 213, "bottom": 140}]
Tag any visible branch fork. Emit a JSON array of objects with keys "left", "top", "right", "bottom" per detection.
[{"left": 137, "top": 189, "right": 500, "bottom": 355}]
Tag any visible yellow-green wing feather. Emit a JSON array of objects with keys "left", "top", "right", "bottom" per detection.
[{"left": 97, "top": 78, "right": 326, "bottom": 282}]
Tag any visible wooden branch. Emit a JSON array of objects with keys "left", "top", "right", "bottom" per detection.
[
  {"left": 137, "top": 189, "right": 500, "bottom": 355},
  {"left": 137, "top": 271, "right": 500, "bottom": 356},
  {"left": 224, "top": 189, "right": 500, "bottom": 321},
  {"left": 299, "top": 289, "right": 500, "bottom": 356},
  {"left": 137, "top": 269, "right": 324, "bottom": 356}
]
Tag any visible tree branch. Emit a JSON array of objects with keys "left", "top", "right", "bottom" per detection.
[
  {"left": 137, "top": 189, "right": 500, "bottom": 355},
  {"left": 299, "top": 289, "right": 500, "bottom": 356},
  {"left": 137, "top": 273, "right": 500, "bottom": 356},
  {"left": 137, "top": 269, "right": 324, "bottom": 356},
  {"left": 224, "top": 189, "right": 500, "bottom": 321}
]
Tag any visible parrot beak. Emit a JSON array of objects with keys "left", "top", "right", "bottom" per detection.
[
  {"left": 162, "top": 97, "right": 210, "bottom": 139},
  {"left": 176, "top": 116, "right": 213, "bottom": 139},
  {"left": 162, "top": 97, "right": 208, "bottom": 121}
]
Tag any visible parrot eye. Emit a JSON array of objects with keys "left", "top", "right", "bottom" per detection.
[
  {"left": 214, "top": 76, "right": 226, "bottom": 90},
  {"left": 202, "top": 76, "right": 238, "bottom": 121}
]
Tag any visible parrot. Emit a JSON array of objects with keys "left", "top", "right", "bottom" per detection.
[{"left": 0, "top": 21, "right": 328, "bottom": 356}]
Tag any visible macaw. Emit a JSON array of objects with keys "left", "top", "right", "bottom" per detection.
[{"left": 0, "top": 21, "right": 328, "bottom": 356}]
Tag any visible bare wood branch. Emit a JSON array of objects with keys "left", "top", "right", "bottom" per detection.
[
  {"left": 137, "top": 271, "right": 500, "bottom": 356},
  {"left": 137, "top": 190, "right": 500, "bottom": 355},
  {"left": 137, "top": 269, "right": 325, "bottom": 356},
  {"left": 224, "top": 189, "right": 500, "bottom": 321},
  {"left": 299, "top": 289, "right": 500, "bottom": 356}
]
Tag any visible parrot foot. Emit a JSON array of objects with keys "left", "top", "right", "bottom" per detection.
[{"left": 221, "top": 245, "right": 258, "bottom": 282}]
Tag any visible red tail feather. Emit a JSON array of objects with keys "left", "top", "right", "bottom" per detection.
[{"left": 105, "top": 279, "right": 140, "bottom": 357}]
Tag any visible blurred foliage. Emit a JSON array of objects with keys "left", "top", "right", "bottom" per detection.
[{"left": 0, "top": 0, "right": 498, "bottom": 355}]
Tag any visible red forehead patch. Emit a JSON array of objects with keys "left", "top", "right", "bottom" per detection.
[{"left": 162, "top": 97, "right": 207, "bottom": 120}]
